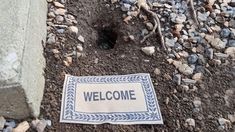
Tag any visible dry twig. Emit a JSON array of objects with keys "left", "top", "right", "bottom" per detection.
[
  {"left": 138, "top": 0, "right": 166, "bottom": 51},
  {"left": 189, "top": 0, "right": 199, "bottom": 26}
]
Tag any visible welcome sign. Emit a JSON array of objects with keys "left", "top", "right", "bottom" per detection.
[{"left": 60, "top": 74, "right": 163, "bottom": 124}]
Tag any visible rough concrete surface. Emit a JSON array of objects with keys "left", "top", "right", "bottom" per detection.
[{"left": 0, "top": 0, "right": 47, "bottom": 119}]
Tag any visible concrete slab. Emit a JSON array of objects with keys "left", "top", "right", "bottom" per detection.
[{"left": 0, "top": 0, "right": 47, "bottom": 119}]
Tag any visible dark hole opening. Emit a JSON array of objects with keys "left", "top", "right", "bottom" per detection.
[{"left": 97, "top": 26, "right": 118, "bottom": 50}]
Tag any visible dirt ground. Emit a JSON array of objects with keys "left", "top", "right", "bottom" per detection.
[{"left": 40, "top": 0, "right": 235, "bottom": 131}]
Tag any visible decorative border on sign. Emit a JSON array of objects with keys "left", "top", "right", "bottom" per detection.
[{"left": 61, "top": 74, "right": 162, "bottom": 123}]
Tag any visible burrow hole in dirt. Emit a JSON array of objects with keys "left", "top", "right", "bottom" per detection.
[{"left": 97, "top": 24, "right": 118, "bottom": 50}]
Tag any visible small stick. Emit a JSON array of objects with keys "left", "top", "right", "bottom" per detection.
[
  {"left": 189, "top": 0, "right": 199, "bottom": 26},
  {"left": 140, "top": 18, "right": 157, "bottom": 43},
  {"left": 141, "top": 7, "right": 167, "bottom": 51},
  {"left": 155, "top": 15, "right": 166, "bottom": 51}
]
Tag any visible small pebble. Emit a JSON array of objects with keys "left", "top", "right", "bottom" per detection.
[
  {"left": 141, "top": 46, "right": 155, "bottom": 56},
  {"left": 173, "top": 74, "right": 181, "bottom": 85},
  {"left": 154, "top": 68, "right": 161, "bottom": 75},
  {"left": 54, "top": 8, "right": 66, "bottom": 16},
  {"left": 78, "top": 35, "right": 85, "bottom": 43},
  {"left": 192, "top": 73, "right": 203, "bottom": 81},
  {"left": 121, "top": 3, "right": 131, "bottom": 11},
  {"left": 182, "top": 79, "right": 197, "bottom": 84},
  {"left": 56, "top": 15, "right": 64, "bottom": 23},
  {"left": 225, "top": 47, "right": 235, "bottom": 58},
  {"left": 228, "top": 40, "right": 235, "bottom": 47},
  {"left": 188, "top": 54, "right": 198, "bottom": 64},
  {"left": 220, "top": 28, "right": 230, "bottom": 38},
  {"left": 77, "top": 44, "right": 83, "bottom": 52},
  {"left": 145, "top": 22, "right": 154, "bottom": 31},
  {"left": 68, "top": 26, "right": 78, "bottom": 34},
  {"left": 47, "top": 33, "right": 56, "bottom": 44},
  {"left": 53, "top": 1, "right": 65, "bottom": 8},
  {"left": 185, "top": 118, "right": 195, "bottom": 127}
]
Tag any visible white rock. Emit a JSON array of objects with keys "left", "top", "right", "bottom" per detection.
[
  {"left": 77, "top": 44, "right": 83, "bottom": 52},
  {"left": 167, "top": 58, "right": 174, "bottom": 64},
  {"left": 182, "top": 79, "right": 197, "bottom": 84},
  {"left": 192, "top": 73, "right": 203, "bottom": 81},
  {"left": 53, "top": 1, "right": 65, "bottom": 8},
  {"left": 145, "top": 22, "right": 154, "bottom": 31},
  {"left": 154, "top": 68, "right": 161, "bottom": 75},
  {"left": 13, "top": 121, "right": 30, "bottom": 132},
  {"left": 46, "top": 120, "right": 52, "bottom": 127},
  {"left": 47, "top": 0, "right": 53, "bottom": 2},
  {"left": 129, "top": 35, "right": 135, "bottom": 41},
  {"left": 178, "top": 64, "right": 194, "bottom": 75},
  {"left": 37, "top": 120, "right": 47, "bottom": 132},
  {"left": 205, "top": 35, "right": 226, "bottom": 49},
  {"left": 52, "top": 49, "right": 60, "bottom": 54},
  {"left": 185, "top": 118, "right": 195, "bottom": 127},
  {"left": 56, "top": 15, "right": 64, "bottom": 23},
  {"left": 228, "top": 113, "right": 235, "bottom": 123},
  {"left": 0, "top": 116, "right": 5, "bottom": 130},
  {"left": 141, "top": 46, "right": 155, "bottom": 56},
  {"left": 68, "top": 26, "right": 78, "bottom": 34},
  {"left": 48, "top": 12, "right": 56, "bottom": 18},
  {"left": 111, "top": 0, "right": 118, "bottom": 4},
  {"left": 224, "top": 89, "right": 234, "bottom": 106},
  {"left": 208, "top": 0, "right": 216, "bottom": 5},
  {"left": 225, "top": 47, "right": 235, "bottom": 58},
  {"left": 78, "top": 35, "right": 85, "bottom": 43},
  {"left": 211, "top": 38, "right": 226, "bottom": 49},
  {"left": 193, "top": 98, "right": 202, "bottom": 108},
  {"left": 175, "top": 14, "right": 187, "bottom": 24},
  {"left": 218, "top": 118, "right": 231, "bottom": 129},
  {"left": 172, "top": 60, "right": 182, "bottom": 68},
  {"left": 54, "top": 8, "right": 66, "bottom": 15},
  {"left": 47, "top": 33, "right": 56, "bottom": 44}
]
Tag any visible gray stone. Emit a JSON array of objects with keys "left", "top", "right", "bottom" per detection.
[
  {"left": 141, "top": 29, "right": 149, "bottom": 36},
  {"left": 182, "top": 79, "right": 197, "bottom": 84},
  {"left": 57, "top": 29, "right": 65, "bottom": 34},
  {"left": 214, "top": 53, "right": 229, "bottom": 58},
  {"left": 188, "top": 54, "right": 198, "bottom": 64},
  {"left": 122, "top": 0, "right": 136, "bottom": 4},
  {"left": 47, "top": 33, "right": 56, "bottom": 44},
  {"left": 173, "top": 74, "right": 181, "bottom": 85},
  {"left": 228, "top": 40, "right": 235, "bottom": 47},
  {"left": 5, "top": 120, "right": 16, "bottom": 128},
  {"left": 121, "top": 3, "right": 131, "bottom": 11},
  {"left": 0, "top": 0, "right": 47, "bottom": 119},
  {"left": 32, "top": 119, "right": 47, "bottom": 132},
  {"left": 211, "top": 38, "right": 226, "bottom": 49},
  {"left": 220, "top": 28, "right": 231, "bottom": 38},
  {"left": 198, "top": 12, "right": 209, "bottom": 21},
  {"left": 193, "top": 99, "right": 202, "bottom": 108},
  {"left": 198, "top": 54, "right": 206, "bottom": 65},
  {"left": 175, "top": 14, "right": 187, "bottom": 24},
  {"left": 3, "top": 127, "right": 13, "bottom": 132},
  {"left": 165, "top": 38, "right": 176, "bottom": 47},
  {"left": 206, "top": 48, "right": 214, "bottom": 59}
]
